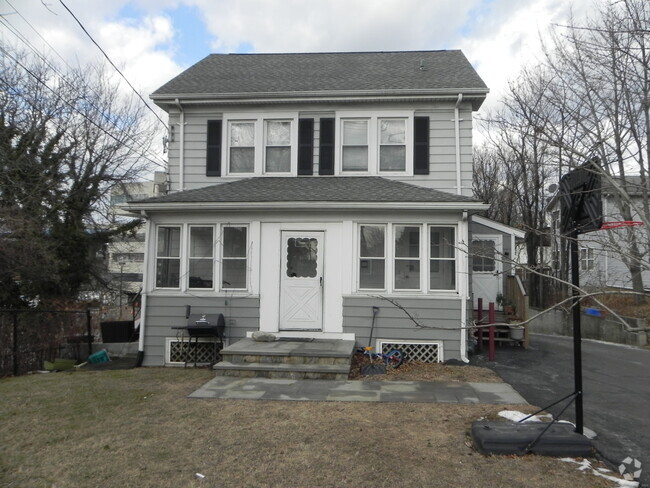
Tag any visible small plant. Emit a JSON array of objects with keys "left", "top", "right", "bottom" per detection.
[{"left": 496, "top": 293, "right": 505, "bottom": 307}]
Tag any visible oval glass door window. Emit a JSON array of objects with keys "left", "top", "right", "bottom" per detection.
[{"left": 286, "top": 238, "right": 318, "bottom": 278}]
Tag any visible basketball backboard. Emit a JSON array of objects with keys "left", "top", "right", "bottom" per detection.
[{"left": 559, "top": 159, "right": 603, "bottom": 235}]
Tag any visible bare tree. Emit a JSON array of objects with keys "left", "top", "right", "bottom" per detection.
[{"left": 0, "top": 44, "right": 160, "bottom": 307}]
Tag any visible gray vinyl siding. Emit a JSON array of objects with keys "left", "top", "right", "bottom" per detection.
[
  {"left": 141, "top": 294, "right": 260, "bottom": 366},
  {"left": 165, "top": 103, "right": 474, "bottom": 196},
  {"left": 342, "top": 296, "right": 463, "bottom": 360}
]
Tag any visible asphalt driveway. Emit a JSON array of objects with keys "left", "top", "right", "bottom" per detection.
[{"left": 471, "top": 334, "right": 650, "bottom": 487}]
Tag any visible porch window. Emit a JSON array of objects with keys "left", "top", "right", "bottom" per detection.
[
  {"left": 342, "top": 119, "right": 368, "bottom": 171},
  {"left": 359, "top": 225, "right": 385, "bottom": 289},
  {"left": 222, "top": 226, "right": 248, "bottom": 289},
  {"left": 394, "top": 225, "right": 421, "bottom": 290},
  {"left": 229, "top": 121, "right": 255, "bottom": 173},
  {"left": 155, "top": 226, "right": 181, "bottom": 288},
  {"left": 379, "top": 119, "right": 406, "bottom": 171},
  {"left": 265, "top": 120, "right": 291, "bottom": 173},
  {"left": 188, "top": 226, "right": 214, "bottom": 289},
  {"left": 430, "top": 227, "right": 456, "bottom": 290}
]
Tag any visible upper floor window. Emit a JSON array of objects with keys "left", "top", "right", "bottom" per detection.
[
  {"left": 342, "top": 119, "right": 369, "bottom": 172},
  {"left": 229, "top": 121, "right": 255, "bottom": 173},
  {"left": 338, "top": 114, "right": 412, "bottom": 174},
  {"left": 580, "top": 247, "right": 595, "bottom": 271},
  {"left": 265, "top": 120, "right": 291, "bottom": 173},
  {"left": 208, "top": 112, "right": 427, "bottom": 177},
  {"left": 379, "top": 119, "right": 406, "bottom": 171}
]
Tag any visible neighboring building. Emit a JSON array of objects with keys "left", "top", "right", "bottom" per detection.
[
  {"left": 108, "top": 173, "right": 167, "bottom": 301},
  {"left": 127, "top": 50, "right": 501, "bottom": 366},
  {"left": 547, "top": 175, "right": 650, "bottom": 291},
  {"left": 469, "top": 216, "right": 526, "bottom": 309}
]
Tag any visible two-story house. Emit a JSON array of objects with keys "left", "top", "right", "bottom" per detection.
[{"left": 126, "top": 50, "right": 495, "bottom": 366}]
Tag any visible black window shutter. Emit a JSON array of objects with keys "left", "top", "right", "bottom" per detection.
[
  {"left": 414, "top": 116, "right": 430, "bottom": 175},
  {"left": 319, "top": 118, "right": 335, "bottom": 175},
  {"left": 206, "top": 120, "right": 222, "bottom": 177},
  {"left": 298, "top": 118, "right": 314, "bottom": 175}
]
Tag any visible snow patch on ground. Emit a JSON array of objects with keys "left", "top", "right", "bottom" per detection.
[
  {"left": 497, "top": 410, "right": 597, "bottom": 438},
  {"left": 498, "top": 409, "right": 554, "bottom": 423},
  {"left": 560, "top": 458, "right": 639, "bottom": 488}
]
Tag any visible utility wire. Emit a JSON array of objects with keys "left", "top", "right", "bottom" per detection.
[
  {"left": 0, "top": 44, "right": 166, "bottom": 170},
  {"left": 0, "top": 9, "right": 168, "bottom": 168},
  {"left": 57, "top": 0, "right": 169, "bottom": 131}
]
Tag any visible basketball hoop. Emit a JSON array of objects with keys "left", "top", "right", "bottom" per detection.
[{"left": 600, "top": 221, "right": 644, "bottom": 230}]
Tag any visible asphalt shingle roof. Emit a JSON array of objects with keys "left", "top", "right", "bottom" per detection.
[
  {"left": 132, "top": 177, "right": 480, "bottom": 205},
  {"left": 151, "top": 51, "right": 488, "bottom": 98}
]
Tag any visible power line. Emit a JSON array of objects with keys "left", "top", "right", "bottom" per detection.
[
  {"left": 0, "top": 44, "right": 166, "bottom": 170},
  {"left": 0, "top": 12, "right": 168, "bottom": 169},
  {"left": 57, "top": 0, "right": 169, "bottom": 131}
]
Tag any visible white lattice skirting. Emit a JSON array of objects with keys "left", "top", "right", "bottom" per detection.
[
  {"left": 166, "top": 338, "right": 223, "bottom": 365},
  {"left": 379, "top": 340, "right": 443, "bottom": 363}
]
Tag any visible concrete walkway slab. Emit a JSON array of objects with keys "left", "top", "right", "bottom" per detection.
[{"left": 189, "top": 376, "right": 528, "bottom": 404}]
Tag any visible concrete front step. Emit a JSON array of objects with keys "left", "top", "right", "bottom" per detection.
[
  {"left": 215, "top": 338, "right": 356, "bottom": 380},
  {"left": 213, "top": 361, "right": 350, "bottom": 380}
]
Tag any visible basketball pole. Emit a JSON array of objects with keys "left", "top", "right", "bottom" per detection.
[{"left": 569, "top": 226, "right": 584, "bottom": 435}]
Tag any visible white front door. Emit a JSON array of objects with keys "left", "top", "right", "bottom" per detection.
[
  {"left": 279, "top": 231, "right": 324, "bottom": 330},
  {"left": 471, "top": 235, "right": 503, "bottom": 309}
]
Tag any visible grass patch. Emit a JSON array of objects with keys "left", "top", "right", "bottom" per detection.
[{"left": 0, "top": 368, "right": 619, "bottom": 488}]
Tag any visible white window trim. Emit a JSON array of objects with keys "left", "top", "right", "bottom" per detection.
[
  {"left": 154, "top": 225, "right": 183, "bottom": 290},
  {"left": 336, "top": 111, "right": 413, "bottom": 176},
  {"left": 223, "top": 113, "right": 299, "bottom": 177},
  {"left": 354, "top": 222, "right": 459, "bottom": 296},
  {"left": 263, "top": 119, "right": 294, "bottom": 175},
  {"left": 151, "top": 223, "right": 251, "bottom": 294},
  {"left": 357, "top": 224, "right": 387, "bottom": 292},
  {"left": 187, "top": 225, "right": 216, "bottom": 291},
  {"left": 580, "top": 247, "right": 595, "bottom": 271},
  {"left": 428, "top": 225, "right": 458, "bottom": 292},
  {"left": 393, "top": 224, "right": 424, "bottom": 292},
  {"left": 220, "top": 224, "right": 250, "bottom": 292}
]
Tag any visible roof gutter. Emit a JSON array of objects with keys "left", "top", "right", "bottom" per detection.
[
  {"left": 152, "top": 90, "right": 489, "bottom": 110},
  {"left": 124, "top": 201, "right": 490, "bottom": 214}
]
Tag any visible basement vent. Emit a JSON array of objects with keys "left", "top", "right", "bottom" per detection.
[
  {"left": 379, "top": 340, "right": 443, "bottom": 363},
  {"left": 166, "top": 338, "right": 223, "bottom": 365}
]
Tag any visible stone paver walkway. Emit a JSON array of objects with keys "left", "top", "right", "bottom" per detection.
[{"left": 189, "top": 376, "right": 528, "bottom": 404}]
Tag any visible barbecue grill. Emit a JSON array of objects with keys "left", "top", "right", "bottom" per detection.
[{"left": 173, "top": 313, "right": 226, "bottom": 367}]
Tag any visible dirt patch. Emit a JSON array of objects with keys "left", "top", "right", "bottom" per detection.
[
  {"left": 0, "top": 368, "right": 622, "bottom": 488},
  {"left": 349, "top": 352, "right": 503, "bottom": 382}
]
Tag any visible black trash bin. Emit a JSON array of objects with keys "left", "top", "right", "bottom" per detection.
[{"left": 100, "top": 320, "right": 137, "bottom": 343}]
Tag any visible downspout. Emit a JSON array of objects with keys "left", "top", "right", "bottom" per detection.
[
  {"left": 175, "top": 98, "right": 185, "bottom": 191},
  {"left": 460, "top": 210, "right": 469, "bottom": 362},
  {"left": 454, "top": 94, "right": 463, "bottom": 196},
  {"left": 136, "top": 211, "right": 151, "bottom": 367}
]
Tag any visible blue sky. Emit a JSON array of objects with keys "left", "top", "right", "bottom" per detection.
[{"left": 1, "top": 0, "right": 595, "bottom": 116}]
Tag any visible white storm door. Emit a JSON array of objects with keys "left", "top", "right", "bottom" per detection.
[
  {"left": 279, "top": 231, "right": 324, "bottom": 330},
  {"left": 471, "top": 236, "right": 503, "bottom": 309}
]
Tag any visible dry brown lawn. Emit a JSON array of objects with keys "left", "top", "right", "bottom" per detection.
[
  {"left": 349, "top": 353, "right": 502, "bottom": 382},
  {"left": 0, "top": 367, "right": 622, "bottom": 488}
]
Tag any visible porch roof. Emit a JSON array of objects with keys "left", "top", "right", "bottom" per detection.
[{"left": 125, "top": 177, "right": 488, "bottom": 212}]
